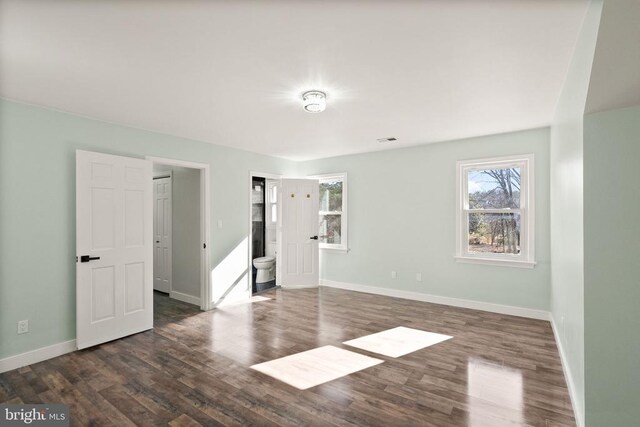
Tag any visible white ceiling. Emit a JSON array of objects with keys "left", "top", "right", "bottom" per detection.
[
  {"left": 586, "top": 0, "right": 640, "bottom": 114},
  {"left": 0, "top": 0, "right": 589, "bottom": 161}
]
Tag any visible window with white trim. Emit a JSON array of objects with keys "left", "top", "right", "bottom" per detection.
[
  {"left": 456, "top": 155, "right": 535, "bottom": 268},
  {"left": 314, "top": 173, "right": 348, "bottom": 251},
  {"left": 266, "top": 180, "right": 277, "bottom": 224}
]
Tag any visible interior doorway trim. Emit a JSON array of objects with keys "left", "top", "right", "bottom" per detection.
[
  {"left": 147, "top": 156, "right": 212, "bottom": 311},
  {"left": 249, "top": 171, "right": 282, "bottom": 291}
]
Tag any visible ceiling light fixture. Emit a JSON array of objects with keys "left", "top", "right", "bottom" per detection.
[{"left": 302, "top": 90, "right": 326, "bottom": 113}]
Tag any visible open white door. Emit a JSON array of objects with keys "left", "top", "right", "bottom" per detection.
[
  {"left": 76, "top": 150, "right": 153, "bottom": 349},
  {"left": 153, "top": 176, "right": 172, "bottom": 293},
  {"left": 280, "top": 178, "right": 319, "bottom": 288}
]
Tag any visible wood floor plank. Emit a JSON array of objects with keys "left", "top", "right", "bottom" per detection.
[{"left": 0, "top": 288, "right": 576, "bottom": 426}]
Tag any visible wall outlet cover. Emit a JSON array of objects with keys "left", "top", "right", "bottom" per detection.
[{"left": 17, "top": 319, "right": 29, "bottom": 334}]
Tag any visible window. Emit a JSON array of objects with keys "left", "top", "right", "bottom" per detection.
[
  {"left": 456, "top": 155, "right": 535, "bottom": 268},
  {"left": 266, "top": 181, "right": 277, "bottom": 224},
  {"left": 313, "top": 173, "right": 348, "bottom": 251}
]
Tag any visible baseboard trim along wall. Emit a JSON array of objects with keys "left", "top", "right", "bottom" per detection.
[
  {"left": 0, "top": 340, "right": 77, "bottom": 374},
  {"left": 281, "top": 284, "right": 320, "bottom": 290},
  {"left": 320, "top": 279, "right": 551, "bottom": 321},
  {"left": 550, "top": 316, "right": 584, "bottom": 427},
  {"left": 170, "top": 291, "right": 201, "bottom": 306}
]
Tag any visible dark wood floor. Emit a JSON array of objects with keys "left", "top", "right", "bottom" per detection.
[{"left": 0, "top": 288, "right": 575, "bottom": 426}]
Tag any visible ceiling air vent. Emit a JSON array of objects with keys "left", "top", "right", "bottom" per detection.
[{"left": 376, "top": 137, "right": 397, "bottom": 143}]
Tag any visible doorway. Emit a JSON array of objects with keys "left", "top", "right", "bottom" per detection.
[
  {"left": 153, "top": 172, "right": 172, "bottom": 293},
  {"left": 148, "top": 156, "right": 211, "bottom": 311},
  {"left": 249, "top": 172, "right": 281, "bottom": 294}
]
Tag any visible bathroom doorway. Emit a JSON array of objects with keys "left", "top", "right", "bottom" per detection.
[{"left": 249, "top": 172, "right": 281, "bottom": 294}]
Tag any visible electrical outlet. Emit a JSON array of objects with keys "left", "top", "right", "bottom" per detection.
[
  {"left": 17, "top": 320, "right": 29, "bottom": 334},
  {"left": 217, "top": 220, "right": 223, "bottom": 228},
  {"left": 391, "top": 271, "right": 397, "bottom": 279},
  {"left": 416, "top": 273, "right": 422, "bottom": 282}
]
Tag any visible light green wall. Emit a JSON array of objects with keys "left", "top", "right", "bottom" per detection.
[
  {"left": 302, "top": 128, "right": 551, "bottom": 310},
  {"left": 171, "top": 166, "right": 201, "bottom": 299},
  {"left": 584, "top": 105, "right": 640, "bottom": 426},
  {"left": 0, "top": 99, "right": 297, "bottom": 359},
  {"left": 549, "top": 1, "right": 602, "bottom": 423}
]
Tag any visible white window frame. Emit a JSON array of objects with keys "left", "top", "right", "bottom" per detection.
[
  {"left": 455, "top": 154, "right": 535, "bottom": 268},
  {"left": 309, "top": 172, "right": 348, "bottom": 252},
  {"left": 266, "top": 180, "right": 278, "bottom": 225}
]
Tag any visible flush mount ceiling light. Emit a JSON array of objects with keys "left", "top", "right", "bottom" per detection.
[{"left": 301, "top": 90, "right": 327, "bottom": 113}]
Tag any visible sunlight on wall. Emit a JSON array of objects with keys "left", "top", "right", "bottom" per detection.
[
  {"left": 211, "top": 237, "right": 250, "bottom": 306},
  {"left": 467, "top": 358, "right": 523, "bottom": 425}
]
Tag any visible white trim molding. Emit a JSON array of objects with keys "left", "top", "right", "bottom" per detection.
[
  {"left": 320, "top": 279, "right": 550, "bottom": 321},
  {"left": 170, "top": 291, "right": 201, "bottom": 306},
  {"left": 550, "top": 316, "right": 584, "bottom": 427},
  {"left": 0, "top": 340, "right": 77, "bottom": 373},
  {"left": 455, "top": 154, "right": 535, "bottom": 268},
  {"left": 282, "top": 283, "right": 320, "bottom": 290},
  {"left": 454, "top": 256, "right": 536, "bottom": 269}
]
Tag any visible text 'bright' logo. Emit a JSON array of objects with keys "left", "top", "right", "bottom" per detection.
[
  {"left": 1, "top": 404, "right": 68, "bottom": 426},
  {"left": 4, "top": 408, "right": 49, "bottom": 424}
]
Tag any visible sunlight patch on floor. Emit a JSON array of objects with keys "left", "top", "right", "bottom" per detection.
[
  {"left": 343, "top": 326, "right": 452, "bottom": 358},
  {"left": 250, "top": 345, "right": 383, "bottom": 390}
]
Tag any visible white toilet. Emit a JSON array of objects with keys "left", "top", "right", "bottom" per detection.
[{"left": 253, "top": 256, "right": 276, "bottom": 283}]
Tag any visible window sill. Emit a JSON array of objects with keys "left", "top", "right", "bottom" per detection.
[
  {"left": 454, "top": 256, "right": 536, "bottom": 269},
  {"left": 320, "top": 246, "right": 350, "bottom": 253}
]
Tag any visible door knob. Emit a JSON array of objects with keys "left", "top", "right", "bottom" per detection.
[
  {"left": 80, "top": 255, "right": 101, "bottom": 263},
  {"left": 310, "top": 236, "right": 319, "bottom": 240}
]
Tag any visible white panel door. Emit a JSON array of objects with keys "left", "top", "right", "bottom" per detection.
[
  {"left": 281, "top": 179, "right": 319, "bottom": 288},
  {"left": 153, "top": 177, "right": 172, "bottom": 293},
  {"left": 76, "top": 150, "right": 153, "bottom": 349}
]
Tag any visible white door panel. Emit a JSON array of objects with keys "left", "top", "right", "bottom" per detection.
[
  {"left": 281, "top": 179, "right": 319, "bottom": 288},
  {"left": 76, "top": 150, "right": 153, "bottom": 350},
  {"left": 153, "top": 177, "right": 172, "bottom": 293}
]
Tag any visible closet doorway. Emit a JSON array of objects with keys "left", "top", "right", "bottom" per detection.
[{"left": 148, "top": 156, "right": 211, "bottom": 311}]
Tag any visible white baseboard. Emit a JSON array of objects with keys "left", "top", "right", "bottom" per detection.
[
  {"left": 320, "top": 279, "right": 550, "bottom": 321},
  {"left": 550, "top": 316, "right": 583, "bottom": 427},
  {"left": 170, "top": 291, "right": 201, "bottom": 306},
  {"left": 281, "top": 284, "right": 319, "bottom": 290},
  {"left": 0, "top": 340, "right": 77, "bottom": 374}
]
